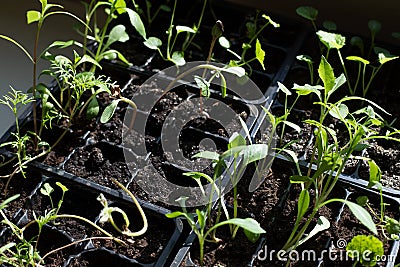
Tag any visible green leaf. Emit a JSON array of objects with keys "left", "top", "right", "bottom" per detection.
[
  {"left": 296, "top": 6, "right": 318, "bottom": 21},
  {"left": 210, "top": 218, "right": 266, "bottom": 234},
  {"left": 194, "top": 75, "right": 210, "bottom": 97},
  {"left": 290, "top": 175, "right": 311, "bottom": 183},
  {"left": 328, "top": 73, "right": 346, "bottom": 98},
  {"left": 106, "top": 25, "right": 129, "bottom": 48},
  {"left": 329, "top": 103, "right": 349, "bottom": 120},
  {"left": 298, "top": 216, "right": 330, "bottom": 246},
  {"left": 345, "top": 201, "right": 377, "bottom": 235},
  {"left": 143, "top": 37, "right": 162, "bottom": 50},
  {"left": 0, "top": 194, "right": 20, "bottom": 210},
  {"left": 196, "top": 209, "right": 206, "bottom": 229},
  {"left": 171, "top": 51, "right": 186, "bottom": 66},
  {"left": 27, "top": 10, "right": 41, "bottom": 24},
  {"left": 318, "top": 56, "right": 335, "bottom": 92},
  {"left": 86, "top": 97, "right": 100, "bottom": 119},
  {"left": 262, "top": 14, "right": 280, "bottom": 28},
  {"left": 346, "top": 55, "right": 370, "bottom": 65},
  {"left": 297, "top": 189, "right": 310, "bottom": 220},
  {"left": 368, "top": 160, "right": 381, "bottom": 188},
  {"left": 277, "top": 81, "right": 292, "bottom": 95},
  {"left": 77, "top": 54, "right": 102, "bottom": 70},
  {"left": 228, "top": 133, "right": 246, "bottom": 149},
  {"left": 0, "top": 243, "right": 16, "bottom": 254},
  {"left": 346, "top": 235, "right": 383, "bottom": 266},
  {"left": 296, "top": 54, "right": 313, "bottom": 64},
  {"left": 126, "top": 8, "right": 146, "bottom": 39},
  {"left": 356, "top": 196, "right": 369, "bottom": 206},
  {"left": 40, "top": 183, "right": 54, "bottom": 196},
  {"left": 244, "top": 228, "right": 261, "bottom": 243},
  {"left": 113, "top": 0, "right": 127, "bottom": 14},
  {"left": 368, "top": 20, "right": 382, "bottom": 36},
  {"left": 225, "top": 66, "right": 246, "bottom": 77},
  {"left": 192, "top": 151, "right": 219, "bottom": 161},
  {"left": 176, "top": 25, "right": 196, "bottom": 34},
  {"left": 282, "top": 121, "right": 301, "bottom": 132},
  {"left": 241, "top": 144, "right": 269, "bottom": 166},
  {"left": 100, "top": 100, "right": 120, "bottom": 123},
  {"left": 323, "top": 21, "right": 337, "bottom": 31},
  {"left": 317, "top": 30, "right": 346, "bottom": 50},
  {"left": 218, "top": 36, "right": 230, "bottom": 49},
  {"left": 293, "top": 83, "right": 323, "bottom": 100},
  {"left": 255, "top": 39, "right": 265, "bottom": 70},
  {"left": 56, "top": 182, "right": 68, "bottom": 192}
]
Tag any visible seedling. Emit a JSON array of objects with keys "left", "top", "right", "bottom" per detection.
[
  {"left": 0, "top": 0, "right": 87, "bottom": 148},
  {"left": 346, "top": 235, "right": 384, "bottom": 266},
  {"left": 0, "top": 89, "right": 50, "bottom": 195},
  {"left": 166, "top": 197, "right": 265, "bottom": 267},
  {"left": 280, "top": 56, "right": 400, "bottom": 254},
  {"left": 97, "top": 178, "right": 148, "bottom": 237},
  {"left": 0, "top": 182, "right": 123, "bottom": 266}
]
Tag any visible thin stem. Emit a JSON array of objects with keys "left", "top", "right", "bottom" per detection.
[
  {"left": 166, "top": 0, "right": 178, "bottom": 60},
  {"left": 182, "top": 0, "right": 207, "bottom": 51}
]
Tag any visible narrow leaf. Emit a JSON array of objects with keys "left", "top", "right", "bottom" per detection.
[{"left": 297, "top": 189, "right": 310, "bottom": 220}]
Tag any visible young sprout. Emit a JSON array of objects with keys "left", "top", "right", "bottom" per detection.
[{"left": 97, "top": 179, "right": 148, "bottom": 237}]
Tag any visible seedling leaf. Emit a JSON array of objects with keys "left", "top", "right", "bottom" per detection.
[
  {"left": 296, "top": 6, "right": 318, "bottom": 21},
  {"left": 126, "top": 8, "right": 146, "bottom": 39},
  {"left": 144, "top": 37, "right": 162, "bottom": 50},
  {"left": 101, "top": 100, "right": 120, "bottom": 123},
  {"left": 317, "top": 30, "right": 345, "bottom": 50},
  {"left": 255, "top": 39, "right": 265, "bottom": 70}
]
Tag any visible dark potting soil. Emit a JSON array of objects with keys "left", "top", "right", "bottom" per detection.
[{"left": 0, "top": 167, "right": 42, "bottom": 222}]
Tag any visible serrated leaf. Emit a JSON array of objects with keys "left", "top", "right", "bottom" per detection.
[
  {"left": 126, "top": 8, "right": 146, "bottom": 39},
  {"left": 27, "top": 10, "right": 41, "bottom": 24},
  {"left": 255, "top": 39, "right": 265, "bottom": 70},
  {"left": 143, "top": 37, "right": 162, "bottom": 50},
  {"left": 317, "top": 30, "right": 346, "bottom": 50}
]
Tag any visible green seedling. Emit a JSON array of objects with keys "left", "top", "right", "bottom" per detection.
[
  {"left": 0, "top": 182, "right": 123, "bottom": 266},
  {"left": 218, "top": 14, "right": 279, "bottom": 72},
  {"left": 346, "top": 235, "right": 384, "bottom": 266},
  {"left": 0, "top": 0, "right": 87, "bottom": 148},
  {"left": 280, "top": 56, "right": 400, "bottom": 255},
  {"left": 166, "top": 197, "right": 265, "bottom": 267},
  {"left": 38, "top": 51, "right": 115, "bottom": 148},
  {"left": 0, "top": 89, "right": 50, "bottom": 195},
  {"left": 133, "top": 0, "right": 208, "bottom": 66}
]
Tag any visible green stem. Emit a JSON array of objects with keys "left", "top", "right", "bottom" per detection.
[
  {"left": 166, "top": 0, "right": 178, "bottom": 60},
  {"left": 182, "top": 0, "right": 207, "bottom": 51}
]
